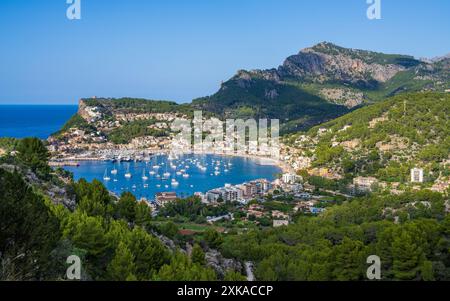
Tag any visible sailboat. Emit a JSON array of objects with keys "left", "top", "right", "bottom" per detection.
[
  {"left": 142, "top": 168, "right": 148, "bottom": 181},
  {"left": 124, "top": 165, "right": 132, "bottom": 179},
  {"left": 111, "top": 163, "right": 118, "bottom": 175},
  {"left": 162, "top": 163, "right": 171, "bottom": 179},
  {"left": 103, "top": 169, "right": 111, "bottom": 181}
]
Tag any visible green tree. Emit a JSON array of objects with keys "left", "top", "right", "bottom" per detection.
[
  {"left": 16, "top": 137, "right": 50, "bottom": 177},
  {"left": 392, "top": 231, "right": 423, "bottom": 280},
  {"left": 107, "top": 242, "right": 137, "bottom": 281},
  {"left": 191, "top": 244, "right": 206, "bottom": 265},
  {"left": 332, "top": 238, "right": 367, "bottom": 281},
  {"left": 129, "top": 227, "right": 170, "bottom": 280},
  {"left": 135, "top": 202, "right": 152, "bottom": 228},
  {"left": 154, "top": 253, "right": 216, "bottom": 281},
  {"left": 160, "top": 222, "right": 179, "bottom": 238},
  {"left": 223, "top": 270, "right": 247, "bottom": 281},
  {"left": 62, "top": 210, "right": 108, "bottom": 278},
  {"left": 0, "top": 169, "right": 59, "bottom": 280},
  {"left": 117, "top": 192, "right": 137, "bottom": 222},
  {"left": 420, "top": 261, "right": 435, "bottom": 281},
  {"left": 204, "top": 229, "right": 223, "bottom": 249}
]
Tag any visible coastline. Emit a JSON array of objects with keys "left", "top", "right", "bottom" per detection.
[{"left": 50, "top": 149, "right": 292, "bottom": 174}]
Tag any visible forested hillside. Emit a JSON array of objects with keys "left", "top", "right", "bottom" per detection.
[
  {"left": 284, "top": 92, "right": 450, "bottom": 186},
  {"left": 1, "top": 137, "right": 449, "bottom": 281}
]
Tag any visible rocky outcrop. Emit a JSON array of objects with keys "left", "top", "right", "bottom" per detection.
[
  {"left": 0, "top": 164, "right": 76, "bottom": 209},
  {"left": 204, "top": 249, "right": 243, "bottom": 278},
  {"left": 278, "top": 43, "right": 405, "bottom": 86}
]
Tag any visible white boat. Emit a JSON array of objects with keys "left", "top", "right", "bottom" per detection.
[
  {"left": 153, "top": 165, "right": 160, "bottom": 170},
  {"left": 103, "top": 169, "right": 111, "bottom": 181},
  {"left": 124, "top": 166, "right": 132, "bottom": 178},
  {"left": 182, "top": 173, "right": 189, "bottom": 178},
  {"left": 171, "top": 179, "right": 179, "bottom": 186},
  {"left": 214, "top": 171, "right": 220, "bottom": 176},
  {"left": 111, "top": 164, "right": 118, "bottom": 175},
  {"left": 156, "top": 184, "right": 161, "bottom": 188},
  {"left": 142, "top": 169, "right": 148, "bottom": 181},
  {"left": 149, "top": 170, "right": 156, "bottom": 175}
]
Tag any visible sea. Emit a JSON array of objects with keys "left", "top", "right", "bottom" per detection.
[
  {"left": 0, "top": 105, "right": 78, "bottom": 139},
  {"left": 0, "top": 105, "right": 281, "bottom": 199},
  {"left": 64, "top": 154, "right": 281, "bottom": 200}
]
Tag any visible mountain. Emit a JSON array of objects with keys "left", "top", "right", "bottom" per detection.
[
  {"left": 193, "top": 42, "right": 448, "bottom": 132},
  {"left": 54, "top": 43, "right": 449, "bottom": 142}
]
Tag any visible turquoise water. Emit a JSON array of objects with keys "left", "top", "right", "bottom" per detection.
[
  {"left": 65, "top": 154, "right": 281, "bottom": 200},
  {"left": 0, "top": 105, "right": 77, "bottom": 139}
]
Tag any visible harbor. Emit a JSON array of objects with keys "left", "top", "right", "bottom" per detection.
[{"left": 63, "top": 153, "right": 282, "bottom": 202}]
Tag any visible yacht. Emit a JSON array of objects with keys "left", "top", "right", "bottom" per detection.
[
  {"left": 111, "top": 164, "right": 118, "bottom": 175},
  {"left": 182, "top": 173, "right": 190, "bottom": 178},
  {"left": 103, "top": 169, "right": 111, "bottom": 181},
  {"left": 142, "top": 169, "right": 148, "bottom": 181},
  {"left": 171, "top": 179, "right": 179, "bottom": 186},
  {"left": 124, "top": 166, "right": 132, "bottom": 179},
  {"left": 163, "top": 165, "right": 171, "bottom": 179}
]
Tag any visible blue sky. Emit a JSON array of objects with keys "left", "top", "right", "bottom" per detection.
[{"left": 0, "top": 0, "right": 449, "bottom": 104}]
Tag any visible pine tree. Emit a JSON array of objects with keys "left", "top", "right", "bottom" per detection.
[
  {"left": 117, "top": 192, "right": 137, "bottom": 222},
  {"left": 107, "top": 242, "right": 137, "bottom": 281},
  {"left": 16, "top": 137, "right": 50, "bottom": 176},
  {"left": 135, "top": 202, "right": 152, "bottom": 228},
  {"left": 223, "top": 270, "right": 247, "bottom": 281},
  {"left": 332, "top": 238, "right": 367, "bottom": 281},
  {"left": 191, "top": 244, "right": 206, "bottom": 266},
  {"left": 392, "top": 231, "right": 423, "bottom": 280}
]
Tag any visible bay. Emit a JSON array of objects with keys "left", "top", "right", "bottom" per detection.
[{"left": 64, "top": 154, "right": 281, "bottom": 200}]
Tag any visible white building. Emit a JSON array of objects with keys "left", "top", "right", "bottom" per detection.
[
  {"left": 273, "top": 220, "right": 289, "bottom": 228},
  {"left": 282, "top": 173, "right": 299, "bottom": 184},
  {"left": 411, "top": 168, "right": 424, "bottom": 183}
]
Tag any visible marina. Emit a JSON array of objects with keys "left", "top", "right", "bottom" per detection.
[{"left": 63, "top": 153, "right": 281, "bottom": 201}]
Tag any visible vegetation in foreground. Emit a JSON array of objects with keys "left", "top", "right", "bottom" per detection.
[{"left": 1, "top": 138, "right": 449, "bottom": 281}]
